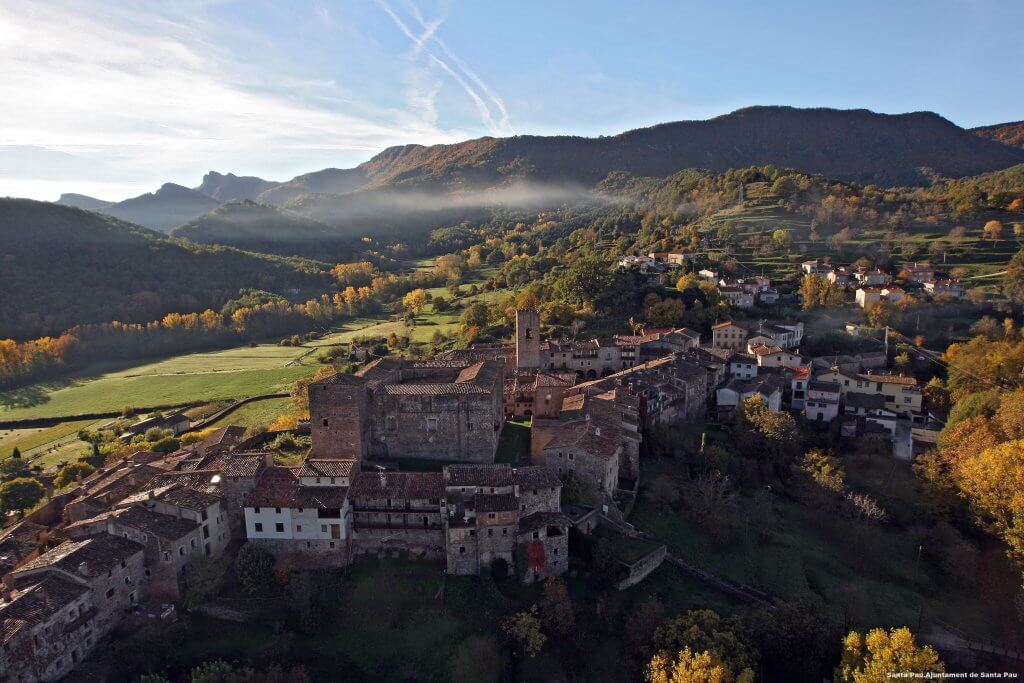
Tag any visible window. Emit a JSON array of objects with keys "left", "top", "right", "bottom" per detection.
[
  {"left": 201, "top": 510, "right": 207, "bottom": 522},
  {"left": 105, "top": 588, "right": 114, "bottom": 598},
  {"left": 466, "top": 422, "right": 473, "bottom": 432},
  {"left": 178, "top": 547, "right": 184, "bottom": 557},
  {"left": 296, "top": 525, "right": 302, "bottom": 532},
  {"left": 255, "top": 523, "right": 263, "bottom": 532},
  {"left": 190, "top": 538, "right": 196, "bottom": 548},
  {"left": 323, "top": 418, "right": 329, "bottom": 427},
  {"left": 532, "top": 531, "right": 539, "bottom": 539},
  {"left": 275, "top": 507, "right": 282, "bottom": 514},
  {"left": 488, "top": 528, "right": 493, "bottom": 537},
  {"left": 502, "top": 528, "right": 507, "bottom": 536},
  {"left": 426, "top": 417, "right": 438, "bottom": 432},
  {"left": 459, "top": 546, "right": 466, "bottom": 554},
  {"left": 275, "top": 523, "right": 284, "bottom": 533},
  {"left": 329, "top": 541, "right": 335, "bottom": 548},
  {"left": 254, "top": 507, "right": 261, "bottom": 513},
  {"left": 488, "top": 512, "right": 495, "bottom": 519},
  {"left": 162, "top": 551, "right": 170, "bottom": 562},
  {"left": 321, "top": 525, "right": 328, "bottom": 533}
]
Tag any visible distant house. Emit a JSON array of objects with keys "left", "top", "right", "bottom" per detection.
[
  {"left": 817, "top": 369, "right": 923, "bottom": 420},
  {"left": 843, "top": 393, "right": 898, "bottom": 436},
  {"left": 880, "top": 286, "right": 905, "bottom": 303},
  {"left": 855, "top": 287, "right": 883, "bottom": 309},
  {"left": 924, "top": 279, "right": 966, "bottom": 300},
  {"left": 698, "top": 268, "right": 720, "bottom": 282},
  {"left": 729, "top": 353, "right": 758, "bottom": 380},
  {"left": 120, "top": 412, "right": 190, "bottom": 441},
  {"left": 758, "top": 288, "right": 780, "bottom": 305},
  {"left": 712, "top": 321, "right": 749, "bottom": 350},
  {"left": 719, "top": 286, "right": 754, "bottom": 309},
  {"left": 826, "top": 267, "right": 852, "bottom": 288},
  {"left": 790, "top": 366, "right": 810, "bottom": 410},
  {"left": 716, "top": 375, "right": 784, "bottom": 418},
  {"left": 854, "top": 269, "right": 892, "bottom": 287},
  {"left": 801, "top": 259, "right": 832, "bottom": 275},
  {"left": 805, "top": 381, "right": 841, "bottom": 422},
  {"left": 899, "top": 262, "right": 935, "bottom": 284},
  {"left": 749, "top": 344, "right": 802, "bottom": 369}
]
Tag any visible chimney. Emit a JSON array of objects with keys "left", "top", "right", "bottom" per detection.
[
  {"left": 147, "top": 490, "right": 155, "bottom": 501},
  {"left": 77, "top": 561, "right": 89, "bottom": 577},
  {"left": 264, "top": 451, "right": 274, "bottom": 469},
  {"left": 595, "top": 427, "right": 601, "bottom": 437}
]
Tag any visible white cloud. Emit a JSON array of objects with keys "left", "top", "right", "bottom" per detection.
[
  {"left": 375, "top": 0, "right": 513, "bottom": 136},
  {"left": 0, "top": 1, "right": 467, "bottom": 200}
]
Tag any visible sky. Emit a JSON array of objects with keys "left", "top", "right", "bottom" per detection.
[{"left": 1, "top": 0, "right": 1023, "bottom": 202}]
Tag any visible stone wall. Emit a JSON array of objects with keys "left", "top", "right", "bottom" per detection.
[
  {"left": 309, "top": 379, "right": 370, "bottom": 459},
  {"left": 368, "top": 391, "right": 500, "bottom": 463}
]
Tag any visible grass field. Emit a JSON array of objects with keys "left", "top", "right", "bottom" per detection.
[
  {"left": 207, "top": 397, "right": 293, "bottom": 430},
  {"left": 0, "top": 418, "right": 105, "bottom": 466},
  {"left": 0, "top": 365, "right": 314, "bottom": 421}
]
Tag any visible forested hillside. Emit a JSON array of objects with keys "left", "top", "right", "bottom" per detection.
[
  {"left": 173, "top": 199, "right": 357, "bottom": 260},
  {"left": 95, "top": 183, "right": 220, "bottom": 232},
  {"left": 973, "top": 121, "right": 1024, "bottom": 150},
  {"left": 0, "top": 199, "right": 328, "bottom": 339}
]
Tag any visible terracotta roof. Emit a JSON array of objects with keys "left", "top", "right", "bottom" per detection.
[
  {"left": 475, "top": 493, "right": 518, "bottom": 513},
  {"left": 1, "top": 573, "right": 89, "bottom": 644},
  {"left": 518, "top": 511, "right": 570, "bottom": 534},
  {"left": 712, "top": 321, "right": 741, "bottom": 329},
  {"left": 349, "top": 471, "right": 444, "bottom": 501},
  {"left": 102, "top": 505, "right": 199, "bottom": 541},
  {"left": 857, "top": 373, "right": 918, "bottom": 387},
  {"left": 513, "top": 466, "right": 561, "bottom": 490},
  {"left": 299, "top": 459, "right": 356, "bottom": 479},
  {"left": 16, "top": 535, "right": 143, "bottom": 577},
  {"left": 445, "top": 464, "right": 513, "bottom": 488},
  {"left": 244, "top": 467, "right": 301, "bottom": 508}
]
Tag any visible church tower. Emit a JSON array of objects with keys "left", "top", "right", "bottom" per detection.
[{"left": 515, "top": 309, "right": 541, "bottom": 369}]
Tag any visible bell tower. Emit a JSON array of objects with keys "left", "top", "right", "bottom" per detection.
[{"left": 515, "top": 309, "right": 541, "bottom": 369}]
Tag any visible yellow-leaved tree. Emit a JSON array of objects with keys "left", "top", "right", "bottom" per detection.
[
  {"left": 402, "top": 288, "right": 428, "bottom": 316},
  {"left": 836, "top": 628, "right": 943, "bottom": 682}
]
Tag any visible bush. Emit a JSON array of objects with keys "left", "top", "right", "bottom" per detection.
[
  {"left": 53, "top": 461, "right": 96, "bottom": 488},
  {"left": 235, "top": 543, "right": 276, "bottom": 594}
]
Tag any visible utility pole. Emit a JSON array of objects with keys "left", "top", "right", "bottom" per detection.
[{"left": 884, "top": 326, "right": 889, "bottom": 359}]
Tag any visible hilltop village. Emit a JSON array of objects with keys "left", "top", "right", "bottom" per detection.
[{"left": 0, "top": 250, "right": 954, "bottom": 682}]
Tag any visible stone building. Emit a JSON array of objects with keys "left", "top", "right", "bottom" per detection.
[
  {"left": 65, "top": 505, "right": 203, "bottom": 601},
  {"left": 243, "top": 464, "right": 353, "bottom": 566},
  {"left": 515, "top": 308, "right": 541, "bottom": 369},
  {"left": 309, "top": 358, "right": 505, "bottom": 463},
  {"left": 442, "top": 464, "right": 567, "bottom": 582},
  {"left": 531, "top": 392, "right": 632, "bottom": 498},
  {"left": 348, "top": 470, "right": 446, "bottom": 557},
  {"left": 116, "top": 480, "right": 232, "bottom": 559},
  {"left": 3, "top": 534, "right": 146, "bottom": 682}
]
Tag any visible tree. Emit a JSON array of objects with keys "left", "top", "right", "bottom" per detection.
[
  {"left": 983, "top": 219, "right": 1003, "bottom": 242},
  {"left": 653, "top": 609, "right": 757, "bottom": 680},
  {"left": 538, "top": 578, "right": 574, "bottom": 636},
  {"left": 744, "top": 596, "right": 841, "bottom": 682},
  {"left": 183, "top": 556, "right": 229, "bottom": 609},
  {"left": 402, "top": 288, "right": 428, "bottom": 316},
  {"left": 0, "top": 477, "right": 45, "bottom": 515},
  {"left": 432, "top": 295, "right": 450, "bottom": 313},
  {"left": 53, "top": 461, "right": 95, "bottom": 489},
  {"left": 836, "top": 627, "right": 943, "bottom": 682},
  {"left": 555, "top": 256, "right": 615, "bottom": 307},
  {"left": 1004, "top": 245, "right": 1024, "bottom": 305},
  {"left": 460, "top": 301, "right": 491, "bottom": 331},
  {"left": 503, "top": 606, "right": 546, "bottom": 658},
  {"left": 772, "top": 229, "right": 793, "bottom": 251},
  {"left": 625, "top": 599, "right": 667, "bottom": 660},
  {"left": 736, "top": 395, "right": 801, "bottom": 476},
  {"left": 235, "top": 543, "right": 276, "bottom": 594},
  {"left": 646, "top": 648, "right": 743, "bottom": 683}
]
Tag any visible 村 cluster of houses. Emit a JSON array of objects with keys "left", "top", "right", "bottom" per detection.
[{"left": 801, "top": 259, "right": 968, "bottom": 307}]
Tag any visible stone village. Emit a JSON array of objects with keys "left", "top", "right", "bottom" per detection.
[{"left": 0, "top": 289, "right": 936, "bottom": 681}]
